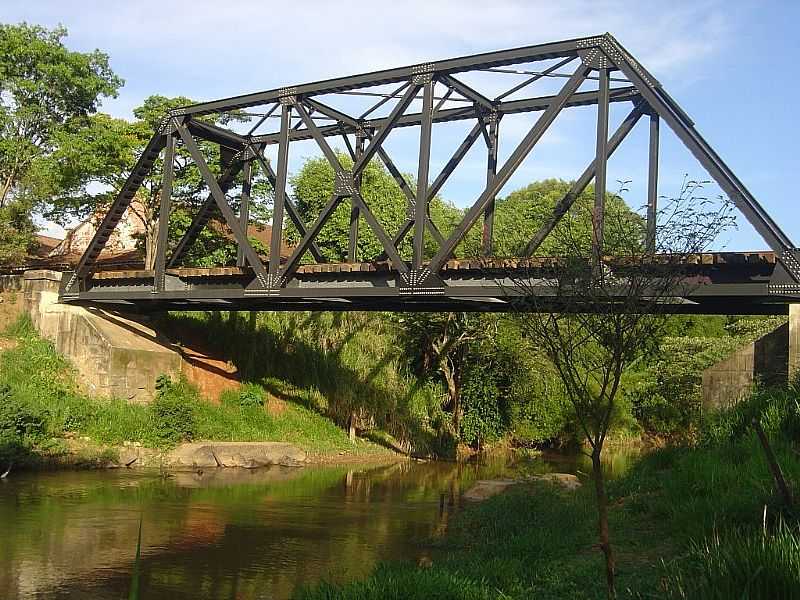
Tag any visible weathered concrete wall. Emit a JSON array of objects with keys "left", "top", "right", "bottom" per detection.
[
  {"left": 702, "top": 316, "right": 793, "bottom": 411},
  {"left": 23, "top": 270, "right": 181, "bottom": 402},
  {"left": 0, "top": 274, "right": 23, "bottom": 292}
]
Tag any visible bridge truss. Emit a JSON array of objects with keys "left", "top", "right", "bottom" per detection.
[{"left": 60, "top": 33, "right": 800, "bottom": 314}]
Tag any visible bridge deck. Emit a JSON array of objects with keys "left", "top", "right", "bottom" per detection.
[{"left": 58, "top": 252, "right": 795, "bottom": 315}]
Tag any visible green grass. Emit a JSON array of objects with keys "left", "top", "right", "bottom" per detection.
[
  {"left": 295, "top": 388, "right": 800, "bottom": 599},
  {"left": 0, "top": 316, "right": 391, "bottom": 458}
]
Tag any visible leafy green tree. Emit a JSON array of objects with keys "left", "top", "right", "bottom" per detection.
[
  {"left": 289, "top": 153, "right": 462, "bottom": 262},
  {"left": 0, "top": 22, "right": 122, "bottom": 262},
  {"left": 43, "top": 94, "right": 272, "bottom": 269},
  {"left": 493, "top": 179, "right": 643, "bottom": 256}
]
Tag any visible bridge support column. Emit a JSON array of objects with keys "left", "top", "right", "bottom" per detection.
[{"left": 789, "top": 304, "right": 800, "bottom": 381}]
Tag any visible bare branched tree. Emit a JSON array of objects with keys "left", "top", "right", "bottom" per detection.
[{"left": 504, "top": 179, "right": 735, "bottom": 598}]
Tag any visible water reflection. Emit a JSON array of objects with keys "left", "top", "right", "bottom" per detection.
[{"left": 0, "top": 449, "right": 639, "bottom": 600}]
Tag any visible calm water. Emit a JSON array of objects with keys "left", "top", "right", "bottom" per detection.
[{"left": 0, "top": 450, "right": 638, "bottom": 600}]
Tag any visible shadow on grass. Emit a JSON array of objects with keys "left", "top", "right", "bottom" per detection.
[{"left": 153, "top": 311, "right": 450, "bottom": 456}]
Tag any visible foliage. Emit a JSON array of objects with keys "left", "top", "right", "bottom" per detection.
[
  {"left": 299, "top": 384, "right": 800, "bottom": 600},
  {"left": 0, "top": 23, "right": 122, "bottom": 223},
  {"left": 492, "top": 179, "right": 643, "bottom": 257},
  {"left": 626, "top": 316, "right": 788, "bottom": 436},
  {"left": 150, "top": 374, "right": 197, "bottom": 447},
  {"left": 0, "top": 201, "right": 35, "bottom": 265},
  {"left": 156, "top": 310, "right": 447, "bottom": 456},
  {"left": 460, "top": 364, "right": 505, "bottom": 446},
  {"left": 288, "top": 153, "right": 462, "bottom": 262},
  {"left": 221, "top": 383, "right": 266, "bottom": 409},
  {"left": 0, "top": 316, "right": 383, "bottom": 456},
  {"left": 700, "top": 381, "right": 800, "bottom": 447}
]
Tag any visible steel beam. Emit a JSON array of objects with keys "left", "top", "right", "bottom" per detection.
[
  {"left": 348, "top": 133, "right": 365, "bottom": 262},
  {"left": 413, "top": 80, "right": 434, "bottom": 269},
  {"left": 236, "top": 160, "right": 252, "bottom": 267},
  {"left": 251, "top": 87, "right": 639, "bottom": 145},
  {"left": 524, "top": 102, "right": 645, "bottom": 256},
  {"left": 175, "top": 37, "right": 587, "bottom": 116},
  {"left": 74, "top": 131, "right": 166, "bottom": 279},
  {"left": 270, "top": 104, "right": 291, "bottom": 276},
  {"left": 592, "top": 67, "right": 610, "bottom": 268},
  {"left": 439, "top": 74, "right": 494, "bottom": 110},
  {"left": 646, "top": 112, "right": 660, "bottom": 253},
  {"left": 428, "top": 64, "right": 590, "bottom": 272},
  {"left": 603, "top": 34, "right": 794, "bottom": 254},
  {"left": 153, "top": 133, "right": 174, "bottom": 291},
  {"left": 293, "top": 100, "right": 408, "bottom": 273},
  {"left": 175, "top": 123, "right": 270, "bottom": 286},
  {"left": 249, "top": 148, "right": 324, "bottom": 262},
  {"left": 482, "top": 115, "right": 499, "bottom": 256},
  {"left": 167, "top": 160, "right": 244, "bottom": 267}
]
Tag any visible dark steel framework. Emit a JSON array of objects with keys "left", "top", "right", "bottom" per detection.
[{"left": 60, "top": 34, "right": 800, "bottom": 314}]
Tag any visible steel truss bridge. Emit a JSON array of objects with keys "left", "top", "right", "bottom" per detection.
[{"left": 60, "top": 34, "right": 800, "bottom": 315}]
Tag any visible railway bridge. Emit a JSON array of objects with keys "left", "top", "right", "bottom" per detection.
[{"left": 59, "top": 34, "right": 799, "bottom": 315}]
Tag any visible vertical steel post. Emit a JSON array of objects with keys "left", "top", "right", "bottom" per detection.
[
  {"left": 237, "top": 159, "right": 252, "bottom": 267},
  {"left": 482, "top": 114, "right": 499, "bottom": 256},
  {"left": 153, "top": 133, "right": 174, "bottom": 292},
  {"left": 592, "top": 68, "right": 610, "bottom": 268},
  {"left": 270, "top": 103, "right": 291, "bottom": 277},
  {"left": 646, "top": 112, "right": 660, "bottom": 253},
  {"left": 413, "top": 79, "right": 434, "bottom": 270},
  {"left": 348, "top": 133, "right": 365, "bottom": 262}
]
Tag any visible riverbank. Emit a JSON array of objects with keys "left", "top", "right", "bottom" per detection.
[
  {"left": 294, "top": 388, "right": 800, "bottom": 599},
  {"left": 0, "top": 317, "right": 403, "bottom": 472}
]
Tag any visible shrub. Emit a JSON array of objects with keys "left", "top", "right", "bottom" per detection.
[
  {"left": 460, "top": 366, "right": 504, "bottom": 447},
  {"left": 0, "top": 384, "right": 47, "bottom": 439},
  {"left": 238, "top": 383, "right": 265, "bottom": 408},
  {"left": 150, "top": 374, "right": 197, "bottom": 447},
  {"left": 626, "top": 336, "right": 743, "bottom": 435}
]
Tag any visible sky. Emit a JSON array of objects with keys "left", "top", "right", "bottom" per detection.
[{"left": 5, "top": 0, "right": 800, "bottom": 251}]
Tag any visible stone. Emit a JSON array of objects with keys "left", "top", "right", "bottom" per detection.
[
  {"left": 166, "top": 442, "right": 307, "bottom": 469},
  {"left": 463, "top": 479, "right": 518, "bottom": 501},
  {"left": 529, "top": 473, "right": 582, "bottom": 491}
]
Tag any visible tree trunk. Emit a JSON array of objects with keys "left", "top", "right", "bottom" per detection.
[
  {"left": 348, "top": 412, "right": 357, "bottom": 442},
  {"left": 144, "top": 221, "right": 158, "bottom": 271},
  {"left": 592, "top": 447, "right": 615, "bottom": 599}
]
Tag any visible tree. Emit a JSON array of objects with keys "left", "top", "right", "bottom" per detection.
[
  {"left": 43, "top": 94, "right": 272, "bottom": 269},
  {"left": 397, "top": 312, "right": 495, "bottom": 435},
  {"left": 0, "top": 22, "right": 122, "bottom": 262},
  {"left": 289, "top": 153, "right": 462, "bottom": 262},
  {"left": 492, "top": 179, "right": 642, "bottom": 257},
  {"left": 506, "top": 180, "right": 735, "bottom": 597}
]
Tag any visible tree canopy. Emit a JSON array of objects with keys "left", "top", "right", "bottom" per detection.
[{"left": 0, "top": 23, "right": 123, "bottom": 261}]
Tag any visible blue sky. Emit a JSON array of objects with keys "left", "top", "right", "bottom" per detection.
[{"left": 6, "top": 0, "right": 799, "bottom": 251}]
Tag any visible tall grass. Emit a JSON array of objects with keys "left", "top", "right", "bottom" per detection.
[{"left": 664, "top": 522, "right": 800, "bottom": 599}]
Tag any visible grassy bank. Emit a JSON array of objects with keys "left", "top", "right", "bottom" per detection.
[
  {"left": 294, "top": 388, "right": 800, "bottom": 599},
  {"left": 0, "top": 317, "right": 395, "bottom": 467}
]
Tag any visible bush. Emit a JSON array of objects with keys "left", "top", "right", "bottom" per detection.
[
  {"left": 150, "top": 375, "right": 197, "bottom": 447},
  {"left": 626, "top": 336, "right": 743, "bottom": 435},
  {"left": 460, "top": 365, "right": 504, "bottom": 447},
  {"left": 0, "top": 384, "right": 47, "bottom": 439}
]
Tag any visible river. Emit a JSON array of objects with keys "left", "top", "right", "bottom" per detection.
[{"left": 0, "top": 450, "right": 638, "bottom": 599}]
